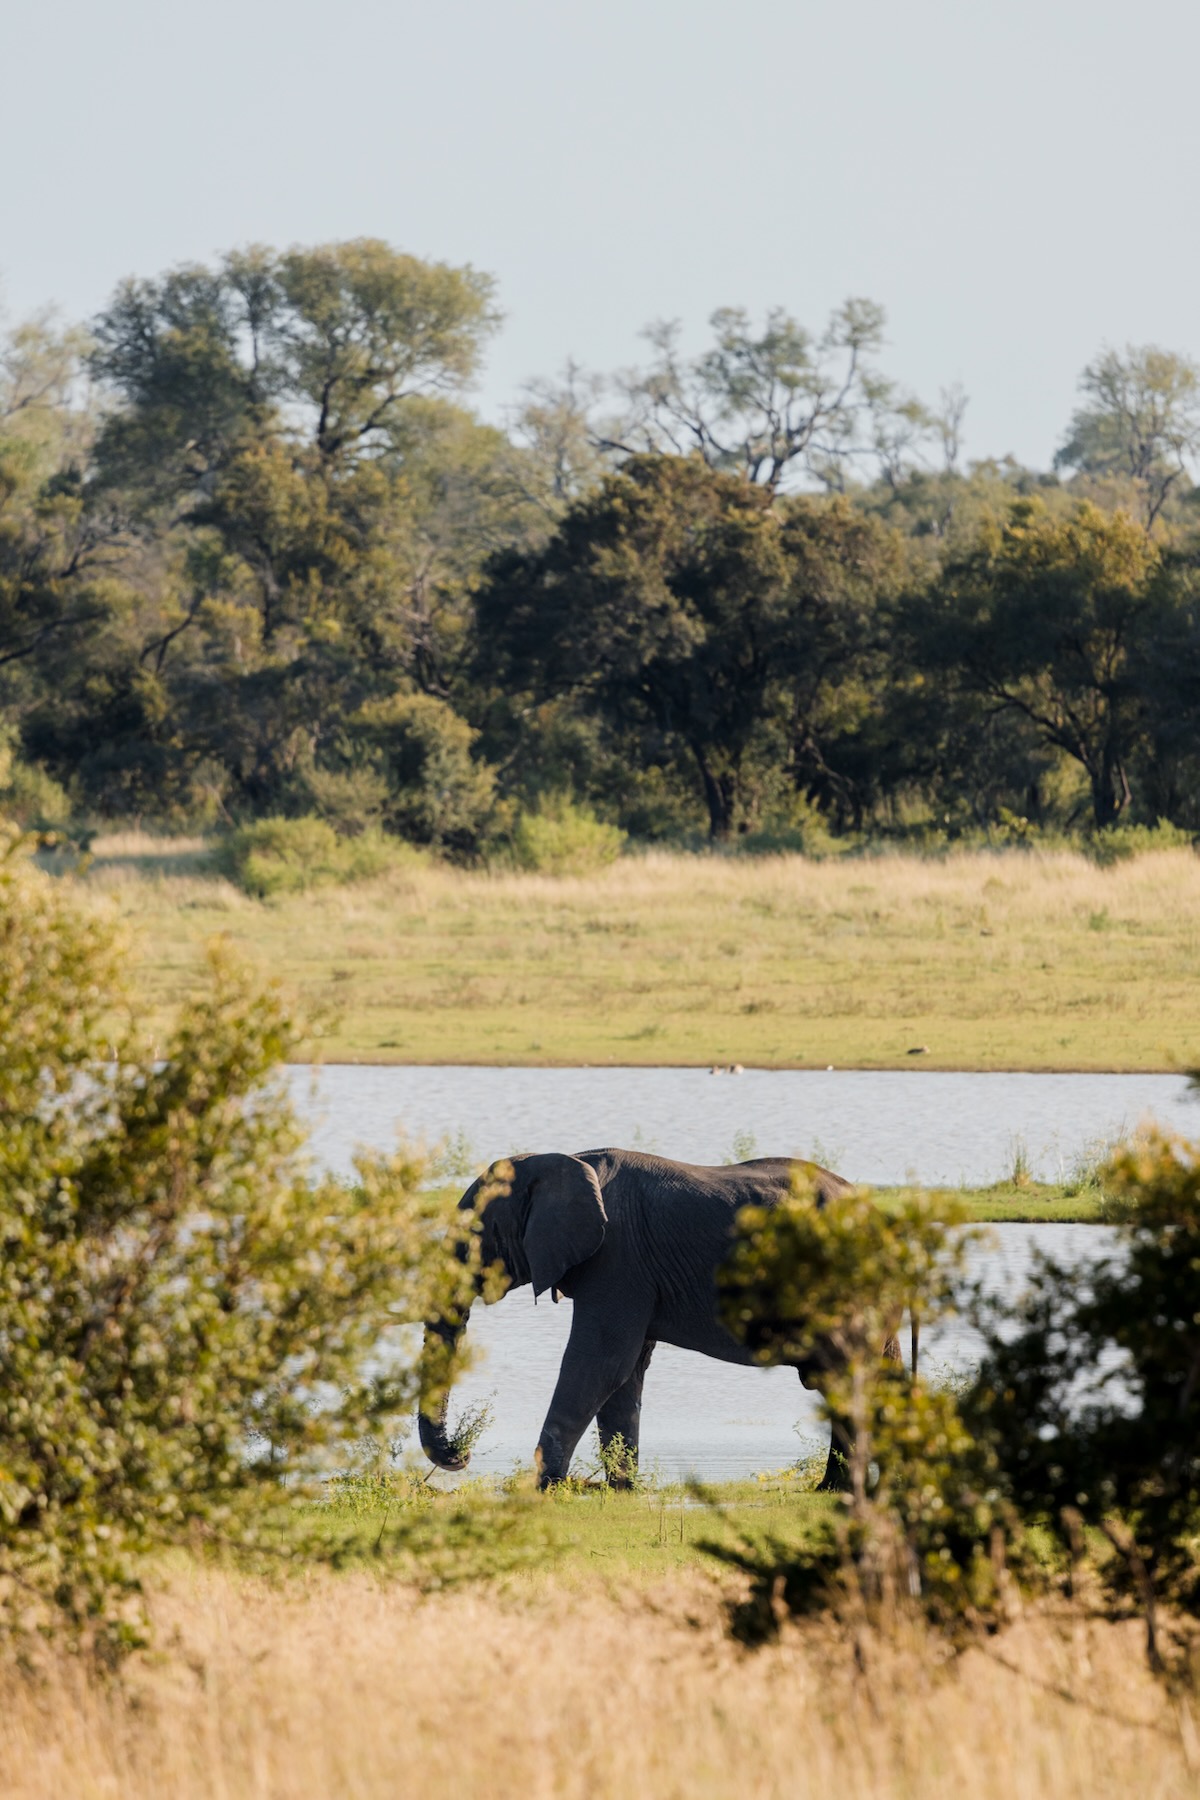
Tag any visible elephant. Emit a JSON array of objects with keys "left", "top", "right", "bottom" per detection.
[{"left": 418, "top": 1147, "right": 889, "bottom": 1490}]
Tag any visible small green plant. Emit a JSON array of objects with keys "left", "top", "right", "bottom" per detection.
[
  {"left": 726, "top": 1128, "right": 759, "bottom": 1163},
  {"left": 440, "top": 1398, "right": 496, "bottom": 1469},
  {"left": 1007, "top": 1135, "right": 1033, "bottom": 1188},
  {"left": 510, "top": 793, "right": 627, "bottom": 876},
  {"left": 595, "top": 1432, "right": 646, "bottom": 1490}
]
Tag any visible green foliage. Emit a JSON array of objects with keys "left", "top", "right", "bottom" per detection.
[
  {"left": 477, "top": 457, "right": 906, "bottom": 839},
  {"left": 0, "top": 729, "right": 70, "bottom": 829},
  {"left": 973, "top": 1127, "right": 1200, "bottom": 1662},
  {"left": 716, "top": 1178, "right": 1015, "bottom": 1629},
  {"left": 353, "top": 692, "right": 497, "bottom": 856},
  {"left": 914, "top": 498, "right": 1163, "bottom": 829},
  {"left": 0, "top": 841, "right": 465, "bottom": 1653},
  {"left": 1085, "top": 817, "right": 1196, "bottom": 864},
  {"left": 5, "top": 268, "right": 1200, "bottom": 849},
  {"left": 510, "top": 792, "right": 626, "bottom": 875},
  {"left": 216, "top": 815, "right": 421, "bottom": 897},
  {"left": 1055, "top": 344, "right": 1200, "bottom": 532}
]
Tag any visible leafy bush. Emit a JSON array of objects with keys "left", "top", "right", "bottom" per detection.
[
  {"left": 216, "top": 815, "right": 420, "bottom": 897},
  {"left": 973, "top": 1125, "right": 1200, "bottom": 1665},
  {"left": 1086, "top": 818, "right": 1196, "bottom": 865},
  {"left": 714, "top": 1179, "right": 1014, "bottom": 1631},
  {"left": 0, "top": 729, "right": 71, "bottom": 832},
  {"left": 0, "top": 837, "right": 465, "bottom": 1655},
  {"left": 354, "top": 693, "right": 497, "bottom": 856},
  {"left": 511, "top": 793, "right": 626, "bottom": 875},
  {"left": 298, "top": 763, "right": 390, "bottom": 838}
]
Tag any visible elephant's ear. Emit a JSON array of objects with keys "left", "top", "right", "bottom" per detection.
[{"left": 522, "top": 1154, "right": 607, "bottom": 1298}]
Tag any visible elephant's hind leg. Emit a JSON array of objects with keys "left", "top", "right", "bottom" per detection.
[{"left": 596, "top": 1338, "right": 656, "bottom": 1488}]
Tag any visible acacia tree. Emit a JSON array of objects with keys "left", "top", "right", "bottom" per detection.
[
  {"left": 914, "top": 499, "right": 1162, "bottom": 828},
  {"left": 597, "top": 302, "right": 935, "bottom": 494},
  {"left": 1055, "top": 344, "right": 1200, "bottom": 533}
]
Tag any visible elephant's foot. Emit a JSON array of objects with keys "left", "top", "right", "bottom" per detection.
[
  {"left": 815, "top": 1446, "right": 851, "bottom": 1493},
  {"left": 534, "top": 1440, "right": 570, "bottom": 1490}
]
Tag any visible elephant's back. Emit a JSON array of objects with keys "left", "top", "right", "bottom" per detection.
[{"left": 581, "top": 1149, "right": 852, "bottom": 1226}]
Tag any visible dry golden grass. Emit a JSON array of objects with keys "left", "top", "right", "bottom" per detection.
[
  {"left": 73, "top": 837, "right": 1200, "bottom": 1068},
  {"left": 2, "top": 1569, "right": 1196, "bottom": 1798}
]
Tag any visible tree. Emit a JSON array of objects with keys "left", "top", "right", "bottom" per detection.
[
  {"left": 715, "top": 1178, "right": 1008, "bottom": 1627},
  {"left": 22, "top": 243, "right": 527, "bottom": 824},
  {"left": 914, "top": 499, "right": 1162, "bottom": 828},
  {"left": 476, "top": 456, "right": 790, "bottom": 838},
  {"left": 775, "top": 497, "right": 908, "bottom": 829},
  {"left": 476, "top": 456, "right": 905, "bottom": 839},
  {"left": 508, "top": 361, "right": 610, "bottom": 521},
  {"left": 603, "top": 302, "right": 933, "bottom": 495},
  {"left": 0, "top": 314, "right": 125, "bottom": 686},
  {"left": 0, "top": 835, "right": 463, "bottom": 1651},
  {"left": 1130, "top": 559, "right": 1200, "bottom": 830},
  {"left": 1055, "top": 345, "right": 1200, "bottom": 532}
]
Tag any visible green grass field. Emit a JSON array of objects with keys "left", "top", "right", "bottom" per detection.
[
  {"left": 68, "top": 834, "right": 1200, "bottom": 1070},
  {"left": 307, "top": 1469, "right": 835, "bottom": 1590}
]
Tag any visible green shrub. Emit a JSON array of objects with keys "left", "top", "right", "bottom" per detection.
[
  {"left": 511, "top": 793, "right": 627, "bottom": 875},
  {"left": 0, "top": 729, "right": 71, "bottom": 831},
  {"left": 731, "top": 794, "right": 852, "bottom": 859},
  {"left": 299, "top": 763, "right": 390, "bottom": 838},
  {"left": 353, "top": 693, "right": 497, "bottom": 856},
  {"left": 713, "top": 1178, "right": 1014, "bottom": 1632},
  {"left": 1086, "top": 817, "right": 1196, "bottom": 865},
  {"left": 974, "top": 1124, "right": 1200, "bottom": 1666},
  {"left": 0, "top": 837, "right": 466, "bottom": 1655},
  {"left": 216, "top": 815, "right": 420, "bottom": 897}
]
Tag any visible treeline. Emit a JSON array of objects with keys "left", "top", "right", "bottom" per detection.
[{"left": 2, "top": 238, "right": 1200, "bottom": 851}]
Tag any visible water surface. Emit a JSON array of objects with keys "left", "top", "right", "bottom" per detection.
[
  {"left": 288, "top": 1066, "right": 1193, "bottom": 1480},
  {"left": 290, "top": 1065, "right": 1195, "bottom": 1188}
]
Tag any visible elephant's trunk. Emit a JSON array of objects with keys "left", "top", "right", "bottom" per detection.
[{"left": 417, "top": 1311, "right": 473, "bottom": 1470}]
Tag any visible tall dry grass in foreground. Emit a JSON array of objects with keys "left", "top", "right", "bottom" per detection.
[
  {"left": 83, "top": 838, "right": 1200, "bottom": 1067},
  {"left": 2, "top": 1572, "right": 1196, "bottom": 1799}
]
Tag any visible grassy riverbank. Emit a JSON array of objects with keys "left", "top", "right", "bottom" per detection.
[
  {"left": 3, "top": 1480, "right": 1195, "bottom": 1799},
  {"left": 889, "top": 1179, "right": 1112, "bottom": 1223},
  {"left": 70, "top": 835, "right": 1200, "bottom": 1070}
]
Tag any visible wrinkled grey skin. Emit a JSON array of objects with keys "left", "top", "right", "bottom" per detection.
[{"left": 418, "top": 1148, "right": 856, "bottom": 1490}]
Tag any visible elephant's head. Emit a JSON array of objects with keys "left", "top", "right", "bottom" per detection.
[{"left": 417, "top": 1152, "right": 607, "bottom": 1471}]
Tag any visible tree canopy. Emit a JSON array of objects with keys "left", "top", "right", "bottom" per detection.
[{"left": 1, "top": 245, "right": 1199, "bottom": 848}]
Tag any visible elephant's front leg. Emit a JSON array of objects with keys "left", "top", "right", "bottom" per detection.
[
  {"left": 535, "top": 1307, "right": 652, "bottom": 1489},
  {"left": 596, "top": 1338, "right": 655, "bottom": 1488},
  {"left": 815, "top": 1415, "right": 852, "bottom": 1492}
]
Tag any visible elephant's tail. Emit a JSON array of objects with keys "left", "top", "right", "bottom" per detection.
[{"left": 910, "top": 1309, "right": 920, "bottom": 1378}]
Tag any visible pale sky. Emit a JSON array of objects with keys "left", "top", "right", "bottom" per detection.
[{"left": 3, "top": 0, "right": 1198, "bottom": 470}]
